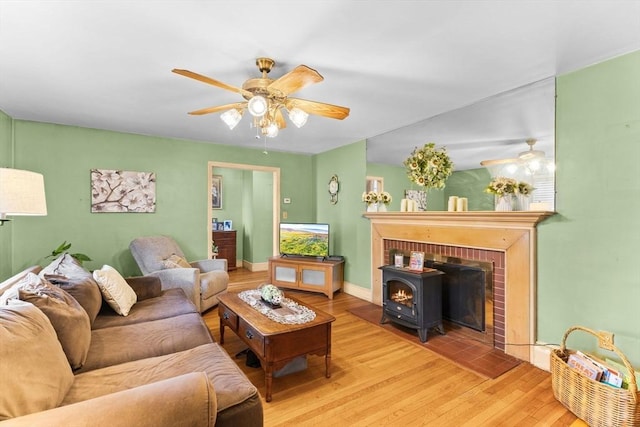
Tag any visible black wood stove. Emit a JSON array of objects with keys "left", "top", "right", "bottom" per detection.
[{"left": 379, "top": 265, "right": 445, "bottom": 342}]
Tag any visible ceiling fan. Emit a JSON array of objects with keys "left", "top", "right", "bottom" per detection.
[
  {"left": 480, "top": 138, "right": 553, "bottom": 175},
  {"left": 172, "top": 58, "right": 350, "bottom": 138}
]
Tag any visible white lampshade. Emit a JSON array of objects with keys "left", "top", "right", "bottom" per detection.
[
  {"left": 0, "top": 168, "right": 47, "bottom": 223},
  {"left": 288, "top": 107, "right": 309, "bottom": 128},
  {"left": 220, "top": 108, "right": 243, "bottom": 130},
  {"left": 247, "top": 96, "right": 268, "bottom": 117}
]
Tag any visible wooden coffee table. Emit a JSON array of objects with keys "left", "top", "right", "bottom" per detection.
[{"left": 217, "top": 292, "right": 335, "bottom": 402}]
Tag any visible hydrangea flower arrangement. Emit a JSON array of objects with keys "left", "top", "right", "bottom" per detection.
[{"left": 260, "top": 284, "right": 284, "bottom": 306}]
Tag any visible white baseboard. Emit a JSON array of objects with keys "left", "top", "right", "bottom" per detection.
[
  {"left": 531, "top": 341, "right": 559, "bottom": 372},
  {"left": 241, "top": 260, "right": 268, "bottom": 272},
  {"left": 343, "top": 281, "right": 372, "bottom": 302}
]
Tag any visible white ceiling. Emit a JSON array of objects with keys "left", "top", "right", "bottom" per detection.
[{"left": 1, "top": 1, "right": 639, "bottom": 170}]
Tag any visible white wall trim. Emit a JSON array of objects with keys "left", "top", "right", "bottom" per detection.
[
  {"left": 242, "top": 260, "right": 268, "bottom": 272},
  {"left": 531, "top": 341, "right": 559, "bottom": 372},
  {"left": 343, "top": 281, "right": 372, "bottom": 302}
]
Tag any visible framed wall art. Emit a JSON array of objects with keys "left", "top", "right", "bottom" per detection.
[
  {"left": 405, "top": 189, "right": 428, "bottom": 211},
  {"left": 212, "top": 175, "right": 222, "bottom": 209},
  {"left": 90, "top": 169, "right": 156, "bottom": 213}
]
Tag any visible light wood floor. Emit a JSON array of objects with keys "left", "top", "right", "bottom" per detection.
[{"left": 202, "top": 268, "right": 577, "bottom": 426}]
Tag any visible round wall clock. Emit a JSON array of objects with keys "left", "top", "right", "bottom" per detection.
[{"left": 328, "top": 174, "right": 339, "bottom": 204}]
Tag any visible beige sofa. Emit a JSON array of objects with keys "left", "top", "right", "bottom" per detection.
[{"left": 0, "top": 254, "right": 262, "bottom": 426}]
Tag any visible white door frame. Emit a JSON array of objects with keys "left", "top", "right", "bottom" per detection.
[{"left": 207, "top": 161, "right": 280, "bottom": 259}]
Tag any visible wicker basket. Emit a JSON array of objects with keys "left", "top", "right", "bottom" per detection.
[{"left": 551, "top": 326, "right": 639, "bottom": 427}]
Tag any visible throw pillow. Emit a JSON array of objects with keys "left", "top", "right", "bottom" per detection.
[
  {"left": 0, "top": 300, "right": 74, "bottom": 420},
  {"left": 40, "top": 253, "right": 102, "bottom": 325},
  {"left": 93, "top": 265, "right": 137, "bottom": 316},
  {"left": 162, "top": 254, "right": 191, "bottom": 269},
  {"left": 125, "top": 276, "right": 162, "bottom": 301},
  {"left": 0, "top": 273, "right": 92, "bottom": 370}
]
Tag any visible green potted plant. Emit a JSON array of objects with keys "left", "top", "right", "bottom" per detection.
[{"left": 46, "top": 241, "right": 92, "bottom": 265}]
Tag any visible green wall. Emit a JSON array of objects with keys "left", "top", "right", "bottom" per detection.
[
  {"left": 538, "top": 50, "right": 640, "bottom": 365},
  {"left": 366, "top": 162, "right": 446, "bottom": 211},
  {"left": 315, "top": 140, "right": 370, "bottom": 288},
  {"left": 243, "top": 170, "right": 273, "bottom": 264},
  {"left": 0, "top": 111, "right": 13, "bottom": 279},
  {"left": 444, "top": 168, "right": 493, "bottom": 211},
  {"left": 5, "top": 120, "right": 314, "bottom": 277}
]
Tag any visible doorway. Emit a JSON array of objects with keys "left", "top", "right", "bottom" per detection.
[{"left": 208, "top": 161, "right": 281, "bottom": 270}]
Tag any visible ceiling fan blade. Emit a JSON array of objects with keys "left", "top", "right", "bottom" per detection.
[
  {"left": 188, "top": 102, "right": 246, "bottom": 116},
  {"left": 286, "top": 98, "right": 350, "bottom": 120},
  {"left": 172, "top": 69, "right": 252, "bottom": 97},
  {"left": 268, "top": 65, "right": 324, "bottom": 95},
  {"left": 274, "top": 108, "right": 287, "bottom": 129},
  {"left": 480, "top": 158, "right": 519, "bottom": 167}
]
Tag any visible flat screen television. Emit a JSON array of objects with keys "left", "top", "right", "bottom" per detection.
[{"left": 279, "top": 223, "right": 329, "bottom": 258}]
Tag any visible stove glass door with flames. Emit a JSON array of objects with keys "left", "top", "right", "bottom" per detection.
[{"left": 386, "top": 279, "right": 416, "bottom": 320}]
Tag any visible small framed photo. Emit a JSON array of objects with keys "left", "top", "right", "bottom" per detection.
[
  {"left": 223, "top": 220, "right": 232, "bottom": 231},
  {"left": 409, "top": 251, "right": 425, "bottom": 271},
  {"left": 212, "top": 175, "right": 222, "bottom": 209},
  {"left": 217, "top": 223, "right": 225, "bottom": 231}
]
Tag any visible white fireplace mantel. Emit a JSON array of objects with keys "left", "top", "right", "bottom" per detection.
[{"left": 364, "top": 210, "right": 554, "bottom": 362}]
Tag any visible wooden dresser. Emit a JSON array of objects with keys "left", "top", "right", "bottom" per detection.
[{"left": 212, "top": 230, "right": 237, "bottom": 270}]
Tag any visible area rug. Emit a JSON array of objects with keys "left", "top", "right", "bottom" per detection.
[{"left": 348, "top": 303, "right": 521, "bottom": 379}]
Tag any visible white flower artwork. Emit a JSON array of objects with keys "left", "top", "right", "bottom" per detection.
[{"left": 91, "top": 169, "right": 156, "bottom": 213}]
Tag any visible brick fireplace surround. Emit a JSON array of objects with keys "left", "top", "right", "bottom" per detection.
[{"left": 364, "top": 211, "right": 554, "bottom": 362}]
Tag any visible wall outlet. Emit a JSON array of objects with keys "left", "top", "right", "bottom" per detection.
[
  {"left": 283, "top": 197, "right": 291, "bottom": 204},
  {"left": 282, "top": 211, "right": 288, "bottom": 219}
]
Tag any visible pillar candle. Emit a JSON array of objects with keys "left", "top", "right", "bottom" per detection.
[
  {"left": 456, "top": 197, "right": 468, "bottom": 212},
  {"left": 529, "top": 202, "right": 550, "bottom": 211},
  {"left": 401, "top": 198, "right": 408, "bottom": 212},
  {"left": 448, "top": 196, "right": 458, "bottom": 212}
]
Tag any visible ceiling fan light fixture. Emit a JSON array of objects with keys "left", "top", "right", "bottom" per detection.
[
  {"left": 265, "top": 122, "right": 279, "bottom": 138},
  {"left": 248, "top": 96, "right": 268, "bottom": 117},
  {"left": 220, "top": 108, "right": 243, "bottom": 130},
  {"left": 288, "top": 107, "right": 309, "bottom": 128}
]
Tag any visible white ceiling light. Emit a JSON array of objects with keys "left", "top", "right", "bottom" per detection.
[
  {"left": 247, "top": 95, "right": 268, "bottom": 117},
  {"left": 288, "top": 107, "right": 309, "bottom": 128},
  {"left": 264, "top": 122, "right": 279, "bottom": 138},
  {"left": 220, "top": 108, "right": 243, "bottom": 130},
  {"left": 481, "top": 138, "right": 554, "bottom": 177}
]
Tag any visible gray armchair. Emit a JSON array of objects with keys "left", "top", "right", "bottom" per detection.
[{"left": 129, "top": 235, "right": 229, "bottom": 312}]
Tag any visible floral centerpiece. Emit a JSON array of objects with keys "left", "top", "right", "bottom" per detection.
[
  {"left": 362, "top": 191, "right": 392, "bottom": 212},
  {"left": 516, "top": 181, "right": 534, "bottom": 196},
  {"left": 485, "top": 177, "right": 534, "bottom": 211},
  {"left": 260, "top": 284, "right": 284, "bottom": 307},
  {"left": 378, "top": 191, "right": 392, "bottom": 205},
  {"left": 361, "top": 191, "right": 379, "bottom": 205},
  {"left": 403, "top": 143, "right": 454, "bottom": 189},
  {"left": 515, "top": 181, "right": 534, "bottom": 210},
  {"left": 484, "top": 177, "right": 518, "bottom": 196}
]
